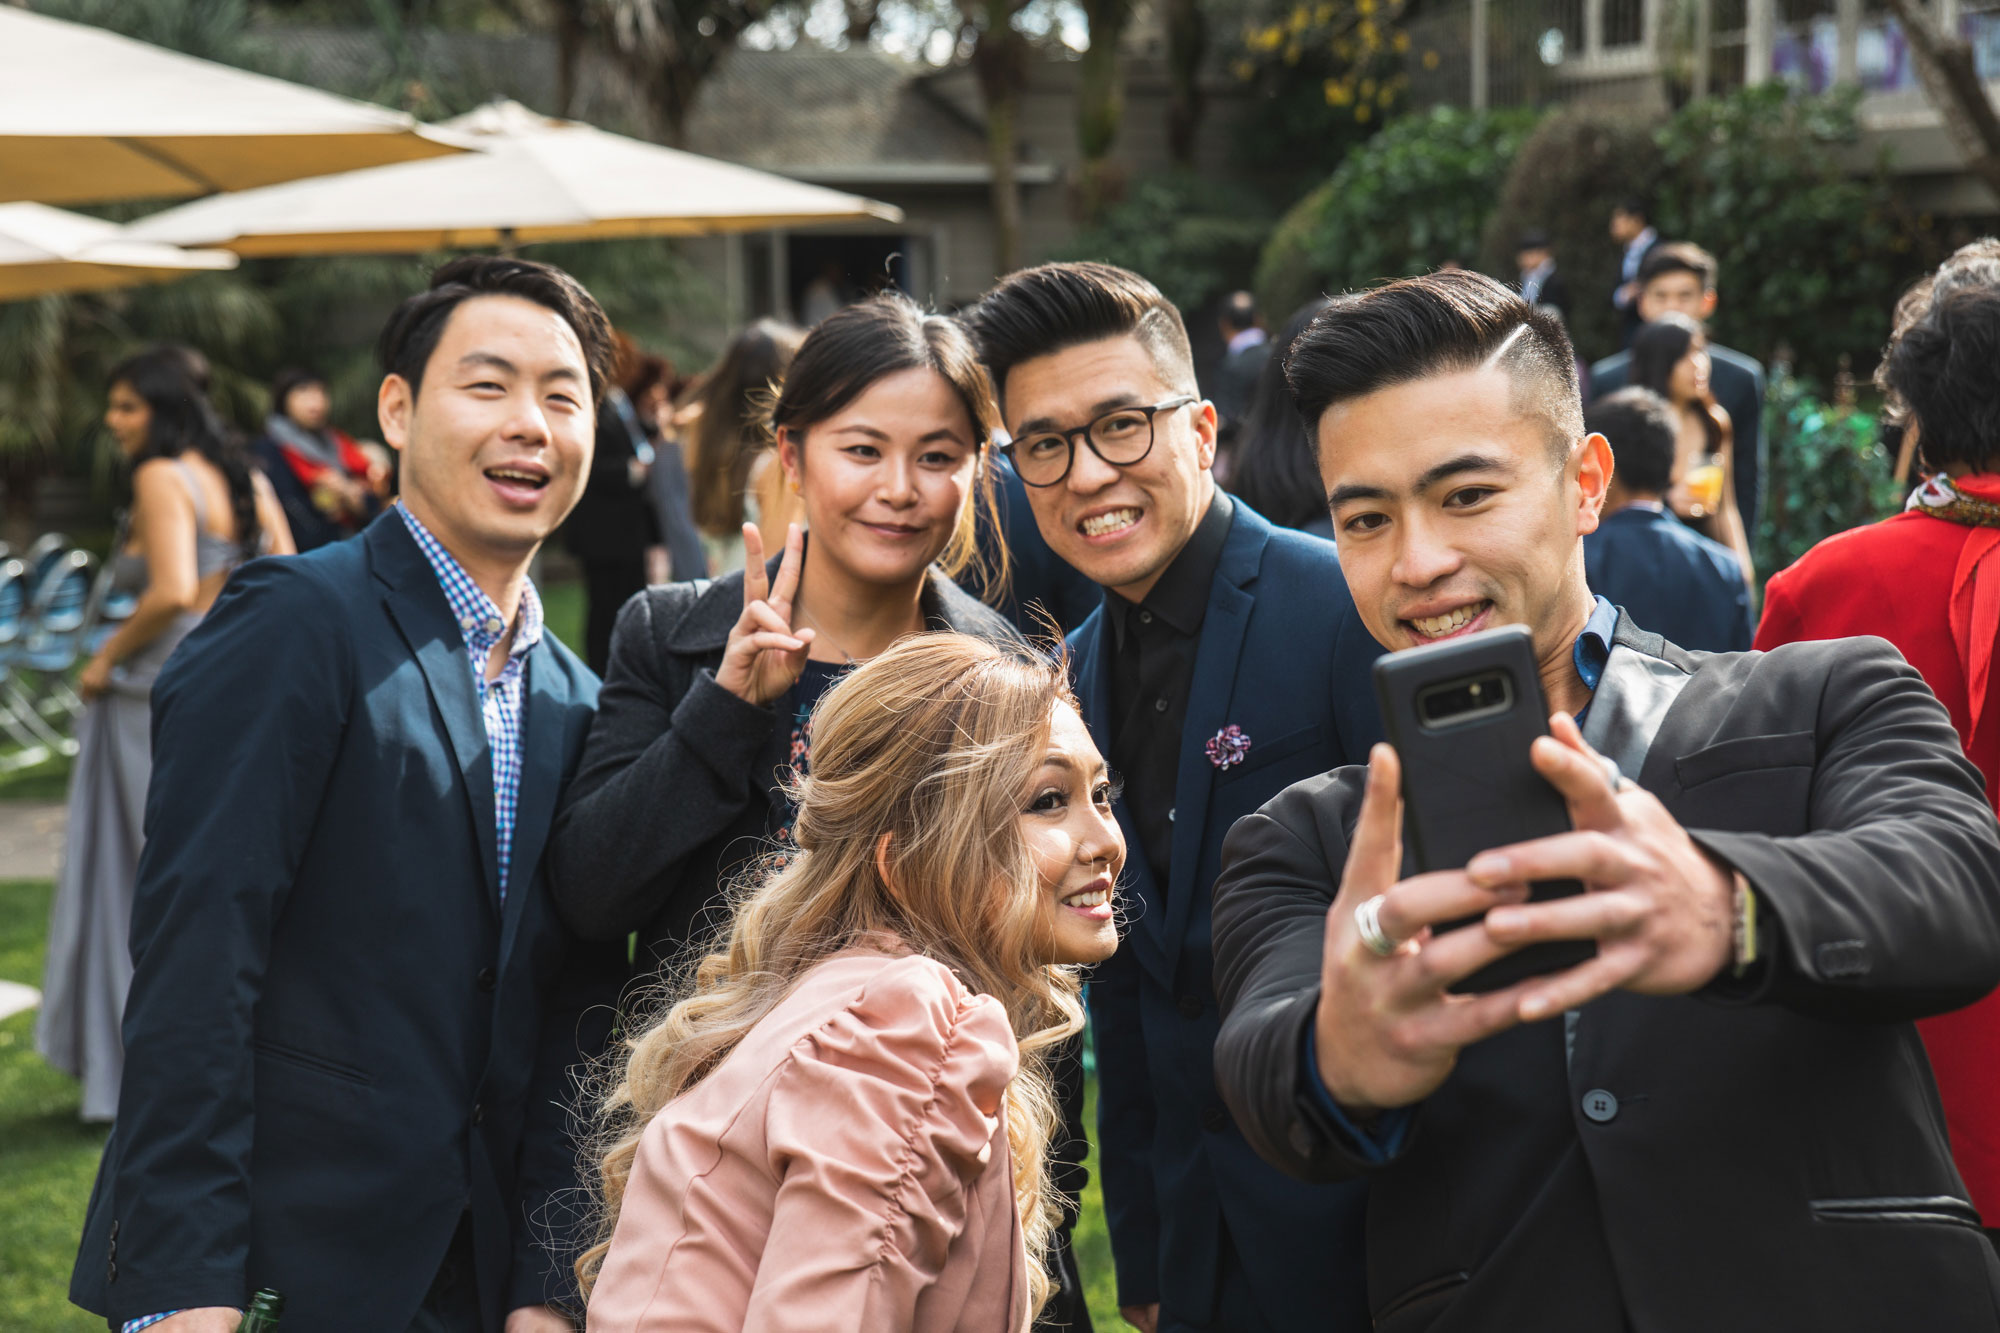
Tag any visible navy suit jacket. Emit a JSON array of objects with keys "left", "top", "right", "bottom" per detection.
[
  {"left": 71, "top": 516, "right": 620, "bottom": 1332},
  {"left": 1069, "top": 500, "right": 1382, "bottom": 1328},
  {"left": 1585, "top": 504, "right": 1754, "bottom": 653},
  {"left": 1590, "top": 343, "right": 1768, "bottom": 532}
]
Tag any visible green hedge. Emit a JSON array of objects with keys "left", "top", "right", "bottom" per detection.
[{"left": 1755, "top": 367, "right": 1902, "bottom": 582}]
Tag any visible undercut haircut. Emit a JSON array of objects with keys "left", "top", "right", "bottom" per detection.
[
  {"left": 1585, "top": 387, "right": 1678, "bottom": 497},
  {"left": 1882, "top": 244, "right": 2000, "bottom": 474},
  {"left": 966, "top": 262, "right": 1199, "bottom": 408},
  {"left": 376, "top": 254, "right": 615, "bottom": 403},
  {"left": 1638, "top": 241, "right": 1718, "bottom": 294},
  {"left": 1284, "top": 270, "right": 1583, "bottom": 460}
]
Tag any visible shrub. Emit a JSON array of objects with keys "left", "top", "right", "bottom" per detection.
[
  {"left": 1755, "top": 364, "right": 1902, "bottom": 583},
  {"left": 1254, "top": 105, "right": 1541, "bottom": 316},
  {"left": 1653, "top": 84, "right": 1942, "bottom": 379},
  {"left": 1481, "top": 108, "right": 1665, "bottom": 362},
  {"left": 1054, "top": 172, "right": 1276, "bottom": 317}
]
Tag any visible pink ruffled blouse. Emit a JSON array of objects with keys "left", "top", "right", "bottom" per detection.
[{"left": 586, "top": 944, "right": 1031, "bottom": 1332}]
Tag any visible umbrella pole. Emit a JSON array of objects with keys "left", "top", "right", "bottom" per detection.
[{"left": 496, "top": 226, "right": 519, "bottom": 257}]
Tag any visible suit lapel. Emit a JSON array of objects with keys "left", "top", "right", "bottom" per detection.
[
  {"left": 1579, "top": 618, "right": 1694, "bottom": 787},
  {"left": 499, "top": 648, "right": 568, "bottom": 965},
  {"left": 378, "top": 529, "right": 500, "bottom": 904},
  {"left": 1075, "top": 610, "right": 1175, "bottom": 989},
  {"left": 1161, "top": 571, "right": 1255, "bottom": 950}
]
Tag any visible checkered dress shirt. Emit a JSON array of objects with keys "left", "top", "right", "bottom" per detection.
[
  {"left": 118, "top": 508, "right": 546, "bottom": 1333},
  {"left": 397, "top": 503, "right": 542, "bottom": 902}
]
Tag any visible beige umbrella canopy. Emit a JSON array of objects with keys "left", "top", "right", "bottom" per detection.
[
  {"left": 0, "top": 201, "right": 236, "bottom": 302},
  {"left": 124, "top": 100, "right": 905, "bottom": 256},
  {"left": 0, "top": 7, "right": 463, "bottom": 207}
]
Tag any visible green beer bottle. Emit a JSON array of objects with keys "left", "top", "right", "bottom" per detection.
[{"left": 237, "top": 1289, "right": 285, "bottom": 1332}]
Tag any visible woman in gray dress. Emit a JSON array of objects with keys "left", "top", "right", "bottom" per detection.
[{"left": 36, "top": 347, "right": 294, "bottom": 1121}]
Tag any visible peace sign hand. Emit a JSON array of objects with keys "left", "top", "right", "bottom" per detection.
[{"left": 715, "top": 522, "right": 815, "bottom": 707}]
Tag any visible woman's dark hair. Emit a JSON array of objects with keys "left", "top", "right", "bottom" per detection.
[
  {"left": 966, "top": 261, "right": 1198, "bottom": 408},
  {"left": 1230, "top": 298, "right": 1333, "bottom": 529},
  {"left": 109, "top": 346, "right": 262, "bottom": 559},
  {"left": 1883, "top": 251, "right": 2000, "bottom": 475},
  {"left": 1628, "top": 313, "right": 1703, "bottom": 401},
  {"left": 688, "top": 319, "right": 805, "bottom": 533},
  {"left": 1585, "top": 387, "right": 1678, "bottom": 496},
  {"left": 770, "top": 291, "right": 1006, "bottom": 595},
  {"left": 376, "top": 254, "right": 615, "bottom": 402},
  {"left": 1286, "top": 270, "right": 1582, "bottom": 456},
  {"left": 269, "top": 367, "right": 326, "bottom": 422}
]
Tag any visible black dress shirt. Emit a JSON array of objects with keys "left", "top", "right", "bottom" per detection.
[{"left": 1106, "top": 489, "right": 1234, "bottom": 890}]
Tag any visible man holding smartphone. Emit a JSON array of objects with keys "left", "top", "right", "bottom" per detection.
[
  {"left": 969, "top": 263, "right": 1382, "bottom": 1333},
  {"left": 1210, "top": 270, "right": 2000, "bottom": 1330}
]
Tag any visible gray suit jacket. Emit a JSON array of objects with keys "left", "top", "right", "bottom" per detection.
[{"left": 1212, "top": 617, "right": 2000, "bottom": 1332}]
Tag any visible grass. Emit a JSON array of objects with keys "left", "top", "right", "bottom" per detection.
[
  {"left": 0, "top": 878, "right": 110, "bottom": 1333},
  {"left": 0, "top": 856, "right": 1128, "bottom": 1332}
]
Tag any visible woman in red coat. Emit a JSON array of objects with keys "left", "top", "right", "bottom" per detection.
[{"left": 1758, "top": 241, "right": 2000, "bottom": 1242}]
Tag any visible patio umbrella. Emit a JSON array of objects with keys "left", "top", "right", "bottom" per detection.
[
  {"left": 0, "top": 7, "right": 462, "bottom": 207},
  {"left": 0, "top": 202, "right": 236, "bottom": 302},
  {"left": 122, "top": 100, "right": 903, "bottom": 256}
]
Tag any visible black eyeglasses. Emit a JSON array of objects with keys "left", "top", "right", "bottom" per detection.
[{"left": 1002, "top": 396, "right": 1198, "bottom": 488}]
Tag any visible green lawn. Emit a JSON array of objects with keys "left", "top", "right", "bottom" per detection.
[{"left": 0, "top": 857, "right": 1127, "bottom": 1330}]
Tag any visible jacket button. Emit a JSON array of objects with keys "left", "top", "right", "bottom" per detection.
[
  {"left": 106, "top": 1259, "right": 117, "bottom": 1283},
  {"left": 471, "top": 1102, "right": 485, "bottom": 1126},
  {"left": 476, "top": 967, "right": 497, "bottom": 993},
  {"left": 1581, "top": 1089, "right": 1619, "bottom": 1123},
  {"left": 1201, "top": 1105, "right": 1230, "bottom": 1132},
  {"left": 1177, "top": 994, "right": 1203, "bottom": 1018}
]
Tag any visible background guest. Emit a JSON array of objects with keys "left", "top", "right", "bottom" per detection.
[
  {"left": 1209, "top": 290, "right": 1269, "bottom": 458},
  {"left": 1515, "top": 229, "right": 1569, "bottom": 322},
  {"left": 252, "top": 366, "right": 385, "bottom": 551},
  {"left": 36, "top": 347, "right": 293, "bottom": 1125},
  {"left": 1583, "top": 387, "right": 1751, "bottom": 651},
  {"left": 683, "top": 319, "right": 806, "bottom": 575},
  {"left": 1590, "top": 242, "right": 1767, "bottom": 530},
  {"left": 580, "top": 633, "right": 1122, "bottom": 1329},
  {"left": 1608, "top": 196, "right": 1658, "bottom": 343},
  {"left": 565, "top": 333, "right": 679, "bottom": 673},
  {"left": 613, "top": 349, "right": 706, "bottom": 588},
  {"left": 1756, "top": 239, "right": 2000, "bottom": 1249},
  {"left": 1627, "top": 313, "right": 1754, "bottom": 583},
  {"left": 1229, "top": 297, "right": 1337, "bottom": 538}
]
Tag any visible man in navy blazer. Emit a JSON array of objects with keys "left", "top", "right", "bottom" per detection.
[
  {"left": 970, "top": 263, "right": 1382, "bottom": 1333},
  {"left": 1583, "top": 388, "right": 1753, "bottom": 652},
  {"left": 70, "top": 258, "right": 621, "bottom": 1333}
]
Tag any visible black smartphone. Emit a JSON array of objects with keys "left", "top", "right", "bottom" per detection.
[{"left": 1370, "top": 623, "right": 1595, "bottom": 994}]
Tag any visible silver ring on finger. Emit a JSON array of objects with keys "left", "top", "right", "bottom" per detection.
[
  {"left": 1597, "top": 753, "right": 1625, "bottom": 792},
  {"left": 1355, "top": 894, "right": 1398, "bottom": 958}
]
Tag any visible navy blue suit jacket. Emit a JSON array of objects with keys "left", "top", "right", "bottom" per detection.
[
  {"left": 71, "top": 517, "right": 620, "bottom": 1332},
  {"left": 1585, "top": 503, "right": 1753, "bottom": 653},
  {"left": 1070, "top": 500, "right": 1382, "bottom": 1328}
]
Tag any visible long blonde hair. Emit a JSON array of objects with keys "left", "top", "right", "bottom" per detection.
[{"left": 578, "top": 633, "right": 1082, "bottom": 1313}]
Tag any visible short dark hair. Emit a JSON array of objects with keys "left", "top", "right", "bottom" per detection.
[
  {"left": 1585, "top": 387, "right": 1678, "bottom": 496},
  {"left": 1221, "top": 290, "right": 1259, "bottom": 332},
  {"left": 269, "top": 366, "right": 326, "bottom": 418},
  {"left": 1638, "top": 241, "right": 1717, "bottom": 293},
  {"left": 376, "top": 254, "right": 614, "bottom": 403},
  {"left": 966, "top": 262, "right": 1197, "bottom": 407},
  {"left": 1882, "top": 246, "right": 2000, "bottom": 474},
  {"left": 1614, "top": 196, "right": 1651, "bottom": 222},
  {"left": 1284, "top": 270, "right": 1582, "bottom": 456}
]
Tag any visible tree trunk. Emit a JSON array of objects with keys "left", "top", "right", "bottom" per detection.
[
  {"left": 553, "top": 0, "right": 587, "bottom": 116},
  {"left": 1878, "top": 0, "right": 2000, "bottom": 205},
  {"left": 845, "top": 0, "right": 882, "bottom": 44},
  {"left": 1164, "top": 0, "right": 1206, "bottom": 165},
  {"left": 970, "top": 8, "right": 1029, "bottom": 273},
  {"left": 1077, "top": 0, "right": 1132, "bottom": 223}
]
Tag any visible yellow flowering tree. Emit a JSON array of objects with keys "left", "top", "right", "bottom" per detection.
[{"left": 1230, "top": 0, "right": 1426, "bottom": 181}]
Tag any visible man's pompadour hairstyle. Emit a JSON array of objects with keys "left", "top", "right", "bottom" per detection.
[
  {"left": 1284, "top": 269, "right": 1583, "bottom": 455},
  {"left": 966, "top": 261, "right": 1198, "bottom": 404}
]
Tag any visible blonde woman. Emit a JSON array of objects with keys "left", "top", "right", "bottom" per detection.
[{"left": 581, "top": 633, "right": 1123, "bottom": 1330}]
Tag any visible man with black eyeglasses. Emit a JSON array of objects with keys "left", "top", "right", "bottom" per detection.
[{"left": 969, "top": 263, "right": 1383, "bottom": 1333}]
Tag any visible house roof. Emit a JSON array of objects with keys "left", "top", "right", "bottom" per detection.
[{"left": 685, "top": 48, "right": 1051, "bottom": 185}]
